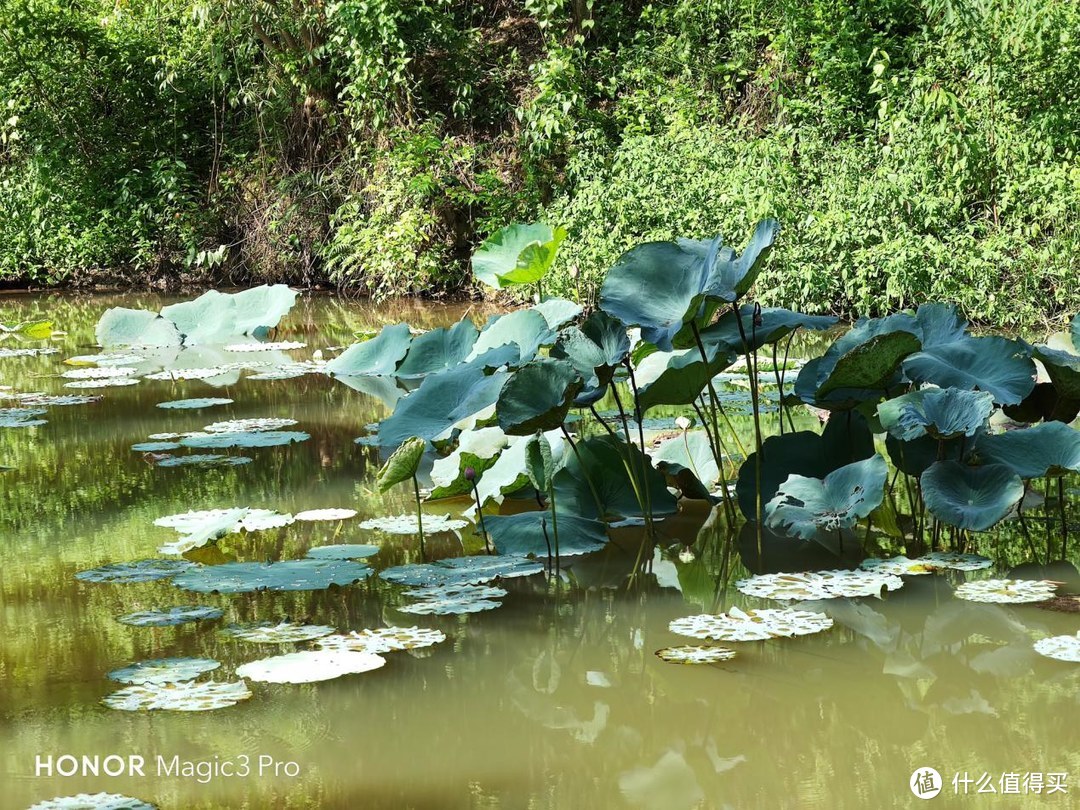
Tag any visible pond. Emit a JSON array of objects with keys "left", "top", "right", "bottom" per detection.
[{"left": 1, "top": 291, "right": 1078, "bottom": 810}]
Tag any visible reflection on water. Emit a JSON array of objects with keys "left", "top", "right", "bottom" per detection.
[{"left": 1, "top": 292, "right": 1078, "bottom": 809}]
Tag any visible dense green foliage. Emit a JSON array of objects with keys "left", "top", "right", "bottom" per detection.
[{"left": 2, "top": 0, "right": 1077, "bottom": 324}]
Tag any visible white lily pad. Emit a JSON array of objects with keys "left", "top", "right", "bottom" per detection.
[
  {"left": 172, "top": 559, "right": 372, "bottom": 593},
  {"left": 157, "top": 398, "right": 234, "bottom": 409},
  {"left": 399, "top": 584, "right": 507, "bottom": 615},
  {"left": 64, "top": 378, "right": 139, "bottom": 389},
  {"left": 306, "top": 544, "right": 379, "bottom": 560},
  {"left": 116, "top": 606, "right": 223, "bottom": 627},
  {"left": 235, "top": 650, "right": 386, "bottom": 683},
  {"left": 155, "top": 454, "right": 253, "bottom": 467},
  {"left": 317, "top": 626, "right": 447, "bottom": 654},
  {"left": 28, "top": 792, "right": 156, "bottom": 810},
  {"left": 75, "top": 559, "right": 195, "bottom": 583},
  {"left": 655, "top": 646, "right": 737, "bottom": 664},
  {"left": 1033, "top": 632, "right": 1080, "bottom": 662},
  {"left": 61, "top": 367, "right": 138, "bottom": 379},
  {"left": 736, "top": 569, "right": 904, "bottom": 600},
  {"left": 920, "top": 551, "right": 993, "bottom": 571},
  {"left": 860, "top": 552, "right": 994, "bottom": 576},
  {"left": 360, "top": 514, "right": 468, "bottom": 535},
  {"left": 954, "top": 579, "right": 1057, "bottom": 603},
  {"left": 103, "top": 680, "right": 251, "bottom": 711},
  {"left": 179, "top": 430, "right": 309, "bottom": 449},
  {"left": 294, "top": 508, "right": 358, "bottom": 521},
  {"left": 224, "top": 341, "right": 307, "bottom": 352},
  {"left": 220, "top": 621, "right": 337, "bottom": 643},
  {"left": 669, "top": 606, "right": 834, "bottom": 641},
  {"left": 107, "top": 657, "right": 220, "bottom": 685},
  {"left": 204, "top": 417, "right": 298, "bottom": 433}
]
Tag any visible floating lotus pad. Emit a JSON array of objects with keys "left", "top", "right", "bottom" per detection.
[
  {"left": 172, "top": 559, "right": 372, "bottom": 593},
  {"left": 0, "top": 346, "right": 60, "bottom": 358},
  {"left": 75, "top": 559, "right": 195, "bottom": 583},
  {"left": 360, "top": 514, "right": 468, "bottom": 534},
  {"left": 316, "top": 626, "right": 447, "bottom": 654},
  {"left": 224, "top": 341, "right": 306, "bottom": 352},
  {"left": 157, "top": 398, "right": 234, "bottom": 409},
  {"left": 399, "top": 583, "right": 507, "bottom": 614},
  {"left": 65, "top": 353, "right": 146, "bottom": 366},
  {"left": 736, "top": 569, "right": 904, "bottom": 600},
  {"left": 294, "top": 508, "right": 358, "bottom": 521},
  {"left": 27, "top": 793, "right": 157, "bottom": 810},
  {"left": 1033, "top": 633, "right": 1080, "bottom": 663},
  {"left": 204, "top": 417, "right": 298, "bottom": 433},
  {"left": 920, "top": 551, "right": 993, "bottom": 571},
  {"left": 655, "top": 646, "right": 737, "bottom": 664},
  {"left": 155, "top": 454, "right": 253, "bottom": 467},
  {"left": 8, "top": 393, "right": 101, "bottom": 406},
  {"left": 179, "top": 430, "right": 310, "bottom": 449},
  {"left": 116, "top": 606, "right": 224, "bottom": 627},
  {"left": 103, "top": 680, "right": 252, "bottom": 711},
  {"left": 132, "top": 441, "right": 182, "bottom": 452},
  {"left": 0, "top": 407, "right": 47, "bottom": 428},
  {"left": 380, "top": 555, "right": 543, "bottom": 588},
  {"left": 107, "top": 657, "right": 220, "bottom": 685},
  {"left": 155, "top": 508, "right": 292, "bottom": 533},
  {"left": 306, "top": 544, "right": 379, "bottom": 560},
  {"left": 669, "top": 606, "right": 834, "bottom": 641},
  {"left": 220, "top": 622, "right": 336, "bottom": 643},
  {"left": 61, "top": 366, "right": 138, "bottom": 379},
  {"left": 235, "top": 650, "right": 386, "bottom": 683},
  {"left": 144, "top": 366, "right": 238, "bottom": 381},
  {"left": 64, "top": 378, "right": 139, "bottom": 389},
  {"left": 402, "top": 584, "right": 508, "bottom": 600},
  {"left": 954, "top": 579, "right": 1057, "bottom": 604},
  {"left": 860, "top": 553, "right": 993, "bottom": 576}
]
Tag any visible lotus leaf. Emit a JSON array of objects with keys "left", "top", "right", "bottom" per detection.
[
  {"left": 954, "top": 579, "right": 1057, "bottom": 604},
  {"left": 921, "top": 461, "right": 1023, "bottom": 531},
  {"left": 549, "top": 311, "right": 630, "bottom": 404},
  {"left": 220, "top": 622, "right": 336, "bottom": 643},
  {"left": 497, "top": 359, "right": 582, "bottom": 435},
  {"left": 65, "top": 377, "right": 139, "bottom": 389},
  {"left": 655, "top": 646, "right": 736, "bottom": 664},
  {"left": 360, "top": 514, "right": 468, "bottom": 534},
  {"left": 765, "top": 455, "right": 888, "bottom": 540},
  {"left": 116, "top": 606, "right": 223, "bottom": 627},
  {"left": 467, "top": 308, "right": 553, "bottom": 363},
  {"left": 429, "top": 427, "right": 507, "bottom": 498},
  {"left": 317, "top": 626, "right": 446, "bottom": 653},
  {"left": 107, "top": 657, "right": 220, "bottom": 685},
  {"left": 380, "top": 554, "right": 543, "bottom": 588},
  {"left": 669, "top": 606, "right": 833, "bottom": 641},
  {"left": 133, "top": 441, "right": 182, "bottom": 453},
  {"left": 634, "top": 345, "right": 737, "bottom": 412},
  {"left": 102, "top": 680, "right": 251, "bottom": 712},
  {"left": 204, "top": 418, "right": 297, "bottom": 432},
  {"left": 326, "top": 323, "right": 412, "bottom": 376},
  {"left": 736, "top": 569, "right": 904, "bottom": 600},
  {"left": 973, "top": 421, "right": 1080, "bottom": 479},
  {"left": 877, "top": 388, "right": 994, "bottom": 441},
  {"left": 700, "top": 306, "right": 836, "bottom": 353},
  {"left": 224, "top": 340, "right": 306, "bottom": 352},
  {"left": 1033, "top": 632, "right": 1080, "bottom": 663},
  {"left": 903, "top": 336, "right": 1035, "bottom": 405},
  {"left": 399, "top": 584, "right": 506, "bottom": 615},
  {"left": 471, "top": 222, "right": 566, "bottom": 289},
  {"left": 95, "top": 308, "right": 182, "bottom": 348},
  {"left": 306, "top": 544, "right": 378, "bottom": 559},
  {"left": 294, "top": 508, "right": 358, "bottom": 521},
  {"left": 533, "top": 297, "right": 582, "bottom": 329},
  {"left": 179, "top": 430, "right": 309, "bottom": 449},
  {"left": 28, "top": 794, "right": 156, "bottom": 810},
  {"left": 75, "top": 559, "right": 195, "bottom": 583},
  {"left": 920, "top": 551, "right": 993, "bottom": 571},
  {"left": 649, "top": 430, "right": 719, "bottom": 499},
  {"left": 171, "top": 559, "right": 371, "bottom": 593},
  {"left": 485, "top": 511, "right": 608, "bottom": 557},
  {"left": 377, "top": 436, "right": 426, "bottom": 492},
  {"left": 395, "top": 319, "right": 478, "bottom": 378},
  {"left": 156, "top": 398, "right": 233, "bottom": 410},
  {"left": 62, "top": 366, "right": 138, "bottom": 379},
  {"left": 155, "top": 454, "right": 252, "bottom": 467}
]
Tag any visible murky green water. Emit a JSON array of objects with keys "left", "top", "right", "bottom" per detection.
[{"left": 1, "top": 293, "right": 1078, "bottom": 809}]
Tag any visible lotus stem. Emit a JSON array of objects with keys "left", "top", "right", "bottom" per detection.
[
  {"left": 624, "top": 359, "right": 656, "bottom": 537},
  {"left": 1061, "top": 476, "right": 1070, "bottom": 560},
  {"left": 693, "top": 399, "right": 737, "bottom": 525},
  {"left": 1016, "top": 499, "right": 1039, "bottom": 562},
  {"left": 561, "top": 423, "right": 605, "bottom": 518},
  {"left": 412, "top": 476, "right": 426, "bottom": 559},
  {"left": 469, "top": 480, "right": 491, "bottom": 554},
  {"left": 723, "top": 309, "right": 764, "bottom": 554},
  {"left": 549, "top": 485, "right": 561, "bottom": 567}
]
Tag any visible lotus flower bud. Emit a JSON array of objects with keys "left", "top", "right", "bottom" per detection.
[
  {"left": 569, "top": 264, "right": 580, "bottom": 280},
  {"left": 675, "top": 416, "right": 691, "bottom": 431},
  {"left": 464, "top": 466, "right": 476, "bottom": 482}
]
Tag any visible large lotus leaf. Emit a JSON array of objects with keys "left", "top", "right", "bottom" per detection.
[
  {"left": 472, "top": 222, "right": 566, "bottom": 288},
  {"left": 96, "top": 308, "right": 182, "bottom": 348},
  {"left": 497, "top": 359, "right": 582, "bottom": 435},
  {"left": 877, "top": 388, "right": 994, "bottom": 441},
  {"left": 921, "top": 461, "right": 1023, "bottom": 531},
  {"left": 974, "top": 422, "right": 1080, "bottom": 479},
  {"left": 635, "top": 345, "right": 738, "bottom": 412},
  {"left": 817, "top": 330, "right": 922, "bottom": 396},
  {"left": 486, "top": 511, "right": 609, "bottom": 557},
  {"left": 377, "top": 436, "right": 426, "bottom": 491},
  {"left": 913, "top": 302, "right": 969, "bottom": 347},
  {"left": 737, "top": 412, "right": 875, "bottom": 521},
  {"left": 552, "top": 435, "right": 677, "bottom": 521},
  {"left": 885, "top": 433, "right": 965, "bottom": 477},
  {"left": 1002, "top": 382, "right": 1080, "bottom": 424},
  {"left": 902, "top": 336, "right": 1035, "bottom": 406},
  {"left": 599, "top": 240, "right": 711, "bottom": 352},
  {"left": 1032, "top": 346, "right": 1080, "bottom": 400},
  {"left": 467, "top": 309, "right": 553, "bottom": 364},
  {"left": 337, "top": 374, "right": 405, "bottom": 409},
  {"left": 470, "top": 430, "right": 565, "bottom": 509},
  {"left": 702, "top": 219, "right": 779, "bottom": 302},
  {"left": 533, "top": 297, "right": 582, "bottom": 329},
  {"left": 551, "top": 311, "right": 630, "bottom": 404},
  {"left": 525, "top": 431, "right": 555, "bottom": 492},
  {"left": 172, "top": 559, "right": 372, "bottom": 593},
  {"left": 649, "top": 430, "right": 718, "bottom": 499},
  {"left": 161, "top": 290, "right": 238, "bottom": 345},
  {"left": 429, "top": 427, "right": 507, "bottom": 498},
  {"left": 701, "top": 306, "right": 837, "bottom": 353},
  {"left": 394, "top": 319, "right": 478, "bottom": 379},
  {"left": 327, "top": 323, "right": 412, "bottom": 377},
  {"left": 379, "top": 360, "right": 509, "bottom": 448},
  {"left": 230, "top": 284, "right": 298, "bottom": 336},
  {"left": 765, "top": 455, "right": 887, "bottom": 540}
]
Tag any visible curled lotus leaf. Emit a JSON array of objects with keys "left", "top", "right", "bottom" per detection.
[
  {"left": 954, "top": 579, "right": 1057, "bottom": 604},
  {"left": 75, "top": 559, "right": 195, "bottom": 584},
  {"left": 471, "top": 222, "right": 566, "bottom": 289},
  {"left": 973, "top": 421, "right": 1080, "bottom": 479},
  {"left": 360, "top": 513, "right": 467, "bottom": 535},
  {"left": 736, "top": 569, "right": 904, "bottom": 601},
  {"left": 171, "top": 559, "right": 371, "bottom": 593},
  {"left": 95, "top": 307, "right": 182, "bottom": 349},
  {"left": 532, "top": 297, "right": 582, "bottom": 329},
  {"left": 316, "top": 626, "right": 446, "bottom": 654},
  {"left": 497, "top": 358, "right": 582, "bottom": 435},
  {"left": 103, "top": 680, "right": 251, "bottom": 712},
  {"left": 376, "top": 436, "right": 426, "bottom": 492},
  {"left": 649, "top": 430, "right": 719, "bottom": 499},
  {"left": 467, "top": 309, "right": 553, "bottom": 364},
  {"left": 116, "top": 606, "right": 223, "bottom": 627},
  {"left": 634, "top": 345, "right": 738, "bottom": 412},
  {"left": 549, "top": 311, "right": 630, "bottom": 404},
  {"left": 668, "top": 606, "right": 833, "bottom": 641},
  {"left": 395, "top": 319, "right": 479, "bottom": 379},
  {"left": 236, "top": 650, "right": 386, "bottom": 683},
  {"left": 765, "top": 455, "right": 888, "bottom": 540},
  {"left": 921, "top": 461, "right": 1023, "bottom": 531},
  {"left": 326, "top": 323, "right": 412, "bottom": 377},
  {"left": 1033, "top": 632, "right": 1080, "bottom": 663},
  {"left": 107, "top": 657, "right": 220, "bottom": 685},
  {"left": 877, "top": 388, "right": 994, "bottom": 441},
  {"left": 28, "top": 793, "right": 157, "bottom": 810},
  {"left": 293, "top": 509, "right": 356, "bottom": 522},
  {"left": 306, "top": 544, "right": 379, "bottom": 560},
  {"left": 220, "top": 622, "right": 336, "bottom": 643},
  {"left": 655, "top": 646, "right": 736, "bottom": 664}
]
